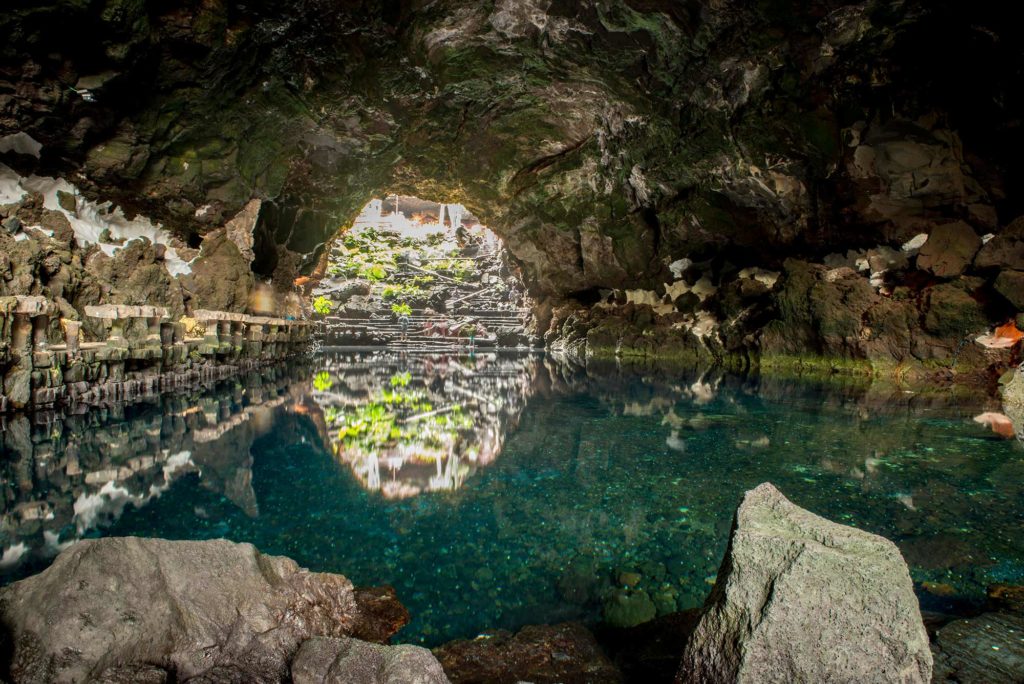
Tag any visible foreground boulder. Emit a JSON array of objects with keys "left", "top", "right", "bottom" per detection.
[
  {"left": 678, "top": 483, "right": 932, "bottom": 683},
  {"left": 292, "top": 637, "right": 450, "bottom": 684},
  {"left": 0, "top": 538, "right": 361, "bottom": 683}
]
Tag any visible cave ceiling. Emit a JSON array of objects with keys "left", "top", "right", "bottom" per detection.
[{"left": 2, "top": 0, "right": 1021, "bottom": 294}]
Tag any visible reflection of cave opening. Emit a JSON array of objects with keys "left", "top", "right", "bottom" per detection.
[
  {"left": 314, "top": 196, "right": 535, "bottom": 349},
  {"left": 310, "top": 351, "right": 537, "bottom": 499}
]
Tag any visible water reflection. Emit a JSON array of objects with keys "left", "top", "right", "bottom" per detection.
[
  {"left": 1, "top": 353, "right": 1022, "bottom": 645},
  {"left": 0, "top": 365, "right": 309, "bottom": 578},
  {"left": 309, "top": 351, "right": 537, "bottom": 498}
]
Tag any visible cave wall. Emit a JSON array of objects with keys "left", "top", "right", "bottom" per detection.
[{"left": 2, "top": 0, "right": 1023, "bottom": 367}]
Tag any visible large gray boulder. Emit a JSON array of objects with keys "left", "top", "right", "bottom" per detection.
[
  {"left": 291, "top": 637, "right": 450, "bottom": 684},
  {"left": 0, "top": 537, "right": 360, "bottom": 683},
  {"left": 677, "top": 483, "right": 932, "bottom": 684}
]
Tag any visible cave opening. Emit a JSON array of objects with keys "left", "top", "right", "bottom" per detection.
[{"left": 310, "top": 195, "right": 537, "bottom": 350}]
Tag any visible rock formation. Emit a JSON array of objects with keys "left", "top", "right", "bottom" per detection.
[
  {"left": 0, "top": 537, "right": 446, "bottom": 683},
  {"left": 292, "top": 637, "right": 449, "bottom": 684},
  {"left": 432, "top": 622, "right": 621, "bottom": 684},
  {"left": 3, "top": 2, "right": 1024, "bottom": 373},
  {"left": 678, "top": 482, "right": 932, "bottom": 683}
]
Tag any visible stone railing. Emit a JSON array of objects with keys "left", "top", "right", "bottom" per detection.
[{"left": 0, "top": 296, "right": 312, "bottom": 412}]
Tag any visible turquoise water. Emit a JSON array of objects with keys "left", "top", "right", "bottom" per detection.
[{"left": 2, "top": 352, "right": 1022, "bottom": 645}]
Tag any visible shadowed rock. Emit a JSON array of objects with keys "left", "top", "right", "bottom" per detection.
[
  {"left": 0, "top": 538, "right": 359, "bottom": 683},
  {"left": 917, "top": 221, "right": 981, "bottom": 277},
  {"left": 677, "top": 483, "right": 932, "bottom": 684},
  {"left": 352, "top": 585, "right": 412, "bottom": 644},
  {"left": 433, "top": 622, "right": 622, "bottom": 684}
]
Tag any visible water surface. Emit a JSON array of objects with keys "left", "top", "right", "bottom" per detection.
[{"left": 2, "top": 352, "right": 1021, "bottom": 645}]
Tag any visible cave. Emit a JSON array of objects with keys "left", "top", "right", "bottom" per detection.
[{"left": 2, "top": 2, "right": 1024, "bottom": 682}]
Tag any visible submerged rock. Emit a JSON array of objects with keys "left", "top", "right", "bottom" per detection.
[
  {"left": 291, "top": 636, "right": 449, "bottom": 684},
  {"left": 433, "top": 622, "right": 621, "bottom": 684},
  {"left": 678, "top": 483, "right": 932, "bottom": 683},
  {"left": 931, "top": 612, "right": 1024, "bottom": 683},
  {"left": 0, "top": 538, "right": 359, "bottom": 683}
]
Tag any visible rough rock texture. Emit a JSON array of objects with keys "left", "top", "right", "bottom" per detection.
[
  {"left": 678, "top": 483, "right": 932, "bottom": 684},
  {"left": 0, "top": 537, "right": 359, "bottom": 683},
  {"left": 291, "top": 637, "right": 449, "bottom": 684},
  {"left": 3, "top": 2, "right": 1023, "bottom": 293},
  {"left": 184, "top": 229, "right": 257, "bottom": 312},
  {"left": 931, "top": 612, "right": 1024, "bottom": 683},
  {"left": 975, "top": 216, "right": 1024, "bottom": 270},
  {"left": 4, "top": 2, "right": 1024, "bottom": 372},
  {"left": 916, "top": 221, "right": 981, "bottom": 277},
  {"left": 433, "top": 622, "right": 622, "bottom": 684},
  {"left": 351, "top": 585, "right": 412, "bottom": 645}
]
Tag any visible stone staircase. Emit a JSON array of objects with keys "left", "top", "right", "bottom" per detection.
[{"left": 315, "top": 223, "right": 538, "bottom": 351}]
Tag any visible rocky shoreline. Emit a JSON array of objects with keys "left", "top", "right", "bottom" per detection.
[{"left": 2, "top": 483, "right": 1019, "bottom": 683}]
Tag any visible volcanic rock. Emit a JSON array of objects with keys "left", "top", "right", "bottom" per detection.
[
  {"left": 433, "top": 622, "right": 621, "bottom": 684},
  {"left": 677, "top": 483, "right": 932, "bottom": 683},
  {"left": 291, "top": 636, "right": 449, "bottom": 684},
  {"left": 916, "top": 221, "right": 982, "bottom": 277},
  {"left": 0, "top": 537, "right": 359, "bottom": 683}
]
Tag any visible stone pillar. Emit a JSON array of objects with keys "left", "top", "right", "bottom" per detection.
[
  {"left": 202, "top": 319, "right": 220, "bottom": 347},
  {"left": 160, "top": 322, "right": 175, "bottom": 348},
  {"left": 10, "top": 313, "right": 32, "bottom": 359},
  {"left": 63, "top": 319, "right": 81, "bottom": 356},
  {"left": 219, "top": 320, "right": 231, "bottom": 351},
  {"left": 108, "top": 317, "right": 127, "bottom": 348},
  {"left": 31, "top": 313, "right": 50, "bottom": 351},
  {"left": 146, "top": 316, "right": 162, "bottom": 345},
  {"left": 231, "top": 320, "right": 244, "bottom": 350}
]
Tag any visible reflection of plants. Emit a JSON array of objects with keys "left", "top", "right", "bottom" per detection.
[
  {"left": 313, "top": 296, "right": 334, "bottom": 315},
  {"left": 313, "top": 371, "right": 334, "bottom": 392},
  {"left": 390, "top": 371, "right": 411, "bottom": 387},
  {"left": 391, "top": 302, "right": 412, "bottom": 316},
  {"left": 336, "top": 403, "right": 402, "bottom": 448}
]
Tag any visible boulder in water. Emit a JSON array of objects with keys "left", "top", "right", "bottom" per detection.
[{"left": 678, "top": 483, "right": 932, "bottom": 683}]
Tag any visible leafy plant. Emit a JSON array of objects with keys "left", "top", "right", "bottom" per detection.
[
  {"left": 359, "top": 263, "right": 388, "bottom": 281},
  {"left": 391, "top": 302, "right": 412, "bottom": 316},
  {"left": 313, "top": 371, "right": 334, "bottom": 392},
  {"left": 312, "top": 296, "right": 334, "bottom": 315},
  {"left": 390, "top": 371, "right": 412, "bottom": 387},
  {"left": 382, "top": 284, "right": 424, "bottom": 300}
]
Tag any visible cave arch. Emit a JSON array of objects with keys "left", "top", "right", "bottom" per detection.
[{"left": 3, "top": 0, "right": 1022, "bottom": 303}]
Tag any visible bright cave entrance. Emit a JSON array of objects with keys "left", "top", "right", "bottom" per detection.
[{"left": 311, "top": 195, "right": 536, "bottom": 350}]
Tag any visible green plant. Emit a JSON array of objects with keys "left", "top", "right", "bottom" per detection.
[
  {"left": 382, "top": 284, "right": 424, "bottom": 300},
  {"left": 391, "top": 302, "right": 412, "bottom": 316},
  {"left": 312, "top": 296, "right": 334, "bottom": 316},
  {"left": 390, "top": 371, "right": 412, "bottom": 387},
  {"left": 359, "top": 263, "right": 388, "bottom": 281},
  {"left": 313, "top": 371, "right": 334, "bottom": 392}
]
